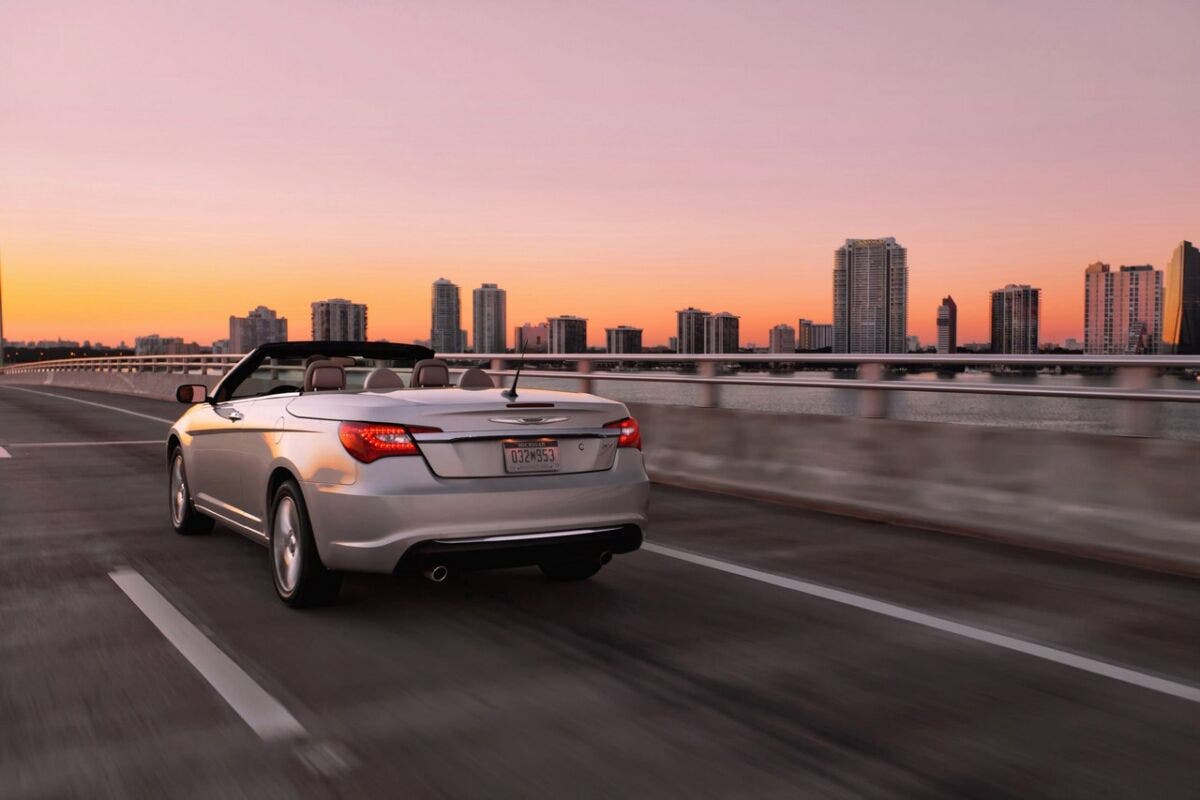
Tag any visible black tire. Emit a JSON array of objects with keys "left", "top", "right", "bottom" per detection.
[
  {"left": 539, "top": 559, "right": 604, "bottom": 582},
  {"left": 169, "top": 447, "right": 215, "bottom": 535},
  {"left": 269, "top": 479, "right": 342, "bottom": 608}
]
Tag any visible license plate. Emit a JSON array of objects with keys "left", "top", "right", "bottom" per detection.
[{"left": 503, "top": 440, "right": 561, "bottom": 473}]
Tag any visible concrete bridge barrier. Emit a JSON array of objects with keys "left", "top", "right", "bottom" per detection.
[
  {"left": 630, "top": 402, "right": 1199, "bottom": 576},
  {"left": 3, "top": 370, "right": 1195, "bottom": 575},
  {"left": 1, "top": 369, "right": 222, "bottom": 400}
]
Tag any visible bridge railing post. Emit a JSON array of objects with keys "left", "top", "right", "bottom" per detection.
[
  {"left": 699, "top": 361, "right": 719, "bottom": 408},
  {"left": 1116, "top": 365, "right": 1156, "bottom": 436},
  {"left": 577, "top": 359, "right": 593, "bottom": 394},
  {"left": 857, "top": 362, "right": 888, "bottom": 418}
]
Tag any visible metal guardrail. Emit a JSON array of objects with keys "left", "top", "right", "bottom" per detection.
[{"left": 2, "top": 351, "right": 1198, "bottom": 433}]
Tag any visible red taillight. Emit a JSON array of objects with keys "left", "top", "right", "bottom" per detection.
[
  {"left": 604, "top": 417, "right": 642, "bottom": 450},
  {"left": 338, "top": 421, "right": 441, "bottom": 463}
]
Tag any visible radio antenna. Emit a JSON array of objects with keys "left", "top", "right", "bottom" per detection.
[{"left": 502, "top": 340, "right": 529, "bottom": 400}]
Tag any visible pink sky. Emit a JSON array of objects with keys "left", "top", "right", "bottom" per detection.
[{"left": 2, "top": 0, "right": 1197, "bottom": 347}]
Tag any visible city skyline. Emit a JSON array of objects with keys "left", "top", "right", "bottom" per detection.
[
  {"left": 6, "top": 244, "right": 1196, "bottom": 353},
  {"left": 2, "top": 2, "right": 1196, "bottom": 348}
]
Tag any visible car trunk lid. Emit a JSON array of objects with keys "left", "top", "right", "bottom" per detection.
[{"left": 286, "top": 388, "right": 629, "bottom": 478}]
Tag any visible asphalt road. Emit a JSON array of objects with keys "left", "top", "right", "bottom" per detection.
[{"left": 1, "top": 384, "right": 1197, "bottom": 799}]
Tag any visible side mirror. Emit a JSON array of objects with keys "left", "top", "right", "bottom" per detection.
[{"left": 176, "top": 384, "right": 208, "bottom": 404}]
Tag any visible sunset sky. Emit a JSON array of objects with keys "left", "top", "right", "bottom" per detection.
[{"left": 2, "top": 0, "right": 1197, "bottom": 348}]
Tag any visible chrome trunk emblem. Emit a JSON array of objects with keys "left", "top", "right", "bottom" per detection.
[{"left": 488, "top": 416, "right": 570, "bottom": 425}]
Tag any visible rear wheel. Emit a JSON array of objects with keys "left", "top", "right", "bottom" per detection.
[
  {"left": 270, "top": 480, "right": 342, "bottom": 607},
  {"left": 539, "top": 559, "right": 604, "bottom": 582},
  {"left": 169, "top": 447, "right": 214, "bottom": 535}
]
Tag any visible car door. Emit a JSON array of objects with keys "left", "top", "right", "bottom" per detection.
[
  {"left": 187, "top": 396, "right": 263, "bottom": 533},
  {"left": 228, "top": 393, "right": 295, "bottom": 524}
]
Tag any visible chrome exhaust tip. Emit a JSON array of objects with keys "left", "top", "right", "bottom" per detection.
[
  {"left": 599, "top": 551, "right": 613, "bottom": 565},
  {"left": 423, "top": 564, "right": 449, "bottom": 583}
]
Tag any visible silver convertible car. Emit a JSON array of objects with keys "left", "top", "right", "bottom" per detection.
[{"left": 168, "top": 342, "right": 649, "bottom": 607}]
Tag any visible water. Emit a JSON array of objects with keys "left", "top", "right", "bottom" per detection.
[{"left": 522, "top": 369, "right": 1200, "bottom": 440}]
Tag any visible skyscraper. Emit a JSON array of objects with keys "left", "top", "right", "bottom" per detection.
[
  {"left": 1083, "top": 262, "right": 1163, "bottom": 354},
  {"left": 471, "top": 283, "right": 507, "bottom": 354},
  {"left": 430, "top": 278, "right": 461, "bottom": 353},
  {"left": 676, "top": 307, "right": 710, "bottom": 354},
  {"left": 605, "top": 325, "right": 643, "bottom": 353},
  {"left": 514, "top": 322, "right": 548, "bottom": 353},
  {"left": 797, "top": 319, "right": 833, "bottom": 351},
  {"left": 936, "top": 296, "right": 957, "bottom": 354},
  {"left": 704, "top": 312, "right": 740, "bottom": 353},
  {"left": 1162, "top": 240, "right": 1200, "bottom": 354},
  {"left": 311, "top": 299, "right": 367, "bottom": 341},
  {"left": 768, "top": 323, "right": 796, "bottom": 353},
  {"left": 229, "top": 305, "right": 288, "bottom": 352},
  {"left": 990, "top": 284, "right": 1040, "bottom": 354},
  {"left": 768, "top": 321, "right": 796, "bottom": 352},
  {"left": 548, "top": 316, "right": 588, "bottom": 353},
  {"left": 832, "top": 237, "right": 908, "bottom": 353}
]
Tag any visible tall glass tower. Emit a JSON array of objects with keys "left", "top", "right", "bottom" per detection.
[
  {"left": 1162, "top": 241, "right": 1200, "bottom": 354},
  {"left": 990, "top": 284, "right": 1040, "bottom": 354},
  {"left": 833, "top": 238, "right": 908, "bottom": 353},
  {"left": 471, "top": 283, "right": 507, "bottom": 354},
  {"left": 430, "top": 278, "right": 462, "bottom": 354}
]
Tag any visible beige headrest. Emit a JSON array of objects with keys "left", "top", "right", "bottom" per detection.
[
  {"left": 304, "top": 360, "right": 346, "bottom": 391},
  {"left": 364, "top": 367, "right": 406, "bottom": 390},
  {"left": 411, "top": 358, "right": 451, "bottom": 388},
  {"left": 457, "top": 367, "right": 495, "bottom": 390}
]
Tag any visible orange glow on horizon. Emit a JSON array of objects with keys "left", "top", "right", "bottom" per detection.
[{"left": 1, "top": 236, "right": 1154, "bottom": 349}]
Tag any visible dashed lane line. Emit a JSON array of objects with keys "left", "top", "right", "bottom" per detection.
[
  {"left": 109, "top": 568, "right": 307, "bottom": 741},
  {"left": 643, "top": 541, "right": 1200, "bottom": 705}
]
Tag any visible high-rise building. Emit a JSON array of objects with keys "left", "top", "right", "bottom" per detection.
[
  {"left": 1162, "top": 240, "right": 1200, "bottom": 354},
  {"left": 472, "top": 283, "right": 506, "bottom": 354},
  {"left": 704, "top": 312, "right": 740, "bottom": 353},
  {"left": 134, "top": 334, "right": 199, "bottom": 355},
  {"left": 514, "top": 322, "right": 548, "bottom": 353},
  {"left": 936, "top": 296, "right": 957, "bottom": 354},
  {"left": 605, "top": 325, "right": 643, "bottom": 353},
  {"left": 990, "top": 284, "right": 1040, "bottom": 354},
  {"left": 906, "top": 335, "right": 921, "bottom": 352},
  {"left": 832, "top": 237, "right": 908, "bottom": 353},
  {"left": 229, "top": 305, "right": 288, "bottom": 352},
  {"left": 1084, "top": 262, "right": 1163, "bottom": 354},
  {"left": 548, "top": 316, "right": 588, "bottom": 353},
  {"left": 768, "top": 323, "right": 796, "bottom": 353},
  {"left": 311, "top": 298, "right": 367, "bottom": 341},
  {"left": 667, "top": 336, "right": 679, "bottom": 352},
  {"left": 430, "top": 278, "right": 462, "bottom": 353},
  {"left": 676, "top": 307, "right": 710, "bottom": 354},
  {"left": 797, "top": 319, "right": 833, "bottom": 351}
]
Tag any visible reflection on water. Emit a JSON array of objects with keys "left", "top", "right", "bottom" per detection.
[{"left": 524, "top": 370, "right": 1200, "bottom": 441}]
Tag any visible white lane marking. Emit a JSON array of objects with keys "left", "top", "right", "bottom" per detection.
[
  {"left": 9, "top": 439, "right": 161, "bottom": 448},
  {"left": 0, "top": 385, "right": 174, "bottom": 424},
  {"left": 643, "top": 541, "right": 1200, "bottom": 705},
  {"left": 0, "top": 446, "right": 10, "bottom": 458},
  {"left": 109, "top": 568, "right": 306, "bottom": 741}
]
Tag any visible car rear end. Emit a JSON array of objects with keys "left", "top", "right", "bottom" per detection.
[{"left": 288, "top": 388, "right": 649, "bottom": 574}]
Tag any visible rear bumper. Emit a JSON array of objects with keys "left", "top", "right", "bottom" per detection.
[
  {"left": 396, "top": 525, "right": 642, "bottom": 573},
  {"left": 302, "top": 450, "right": 649, "bottom": 573}
]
